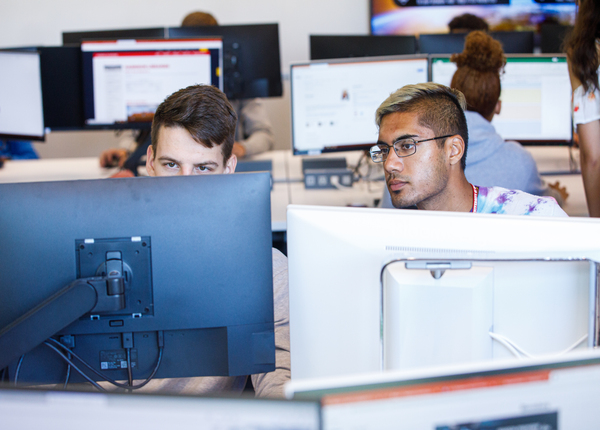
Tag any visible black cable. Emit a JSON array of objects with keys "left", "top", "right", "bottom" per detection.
[
  {"left": 46, "top": 337, "right": 163, "bottom": 391},
  {"left": 63, "top": 351, "right": 72, "bottom": 390},
  {"left": 126, "top": 348, "right": 133, "bottom": 391},
  {"left": 43, "top": 342, "right": 106, "bottom": 392},
  {"left": 13, "top": 355, "right": 24, "bottom": 386}
]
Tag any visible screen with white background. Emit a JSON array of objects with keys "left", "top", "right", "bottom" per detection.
[
  {"left": 291, "top": 56, "right": 428, "bottom": 155},
  {"left": 430, "top": 55, "right": 572, "bottom": 144},
  {"left": 81, "top": 39, "right": 223, "bottom": 127},
  {"left": 0, "top": 51, "right": 44, "bottom": 140}
]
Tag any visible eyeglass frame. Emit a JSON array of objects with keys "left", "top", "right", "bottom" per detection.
[{"left": 369, "top": 134, "right": 454, "bottom": 163}]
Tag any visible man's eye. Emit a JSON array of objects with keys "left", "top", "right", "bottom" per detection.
[
  {"left": 399, "top": 143, "right": 415, "bottom": 151},
  {"left": 196, "top": 165, "right": 210, "bottom": 172},
  {"left": 165, "top": 162, "right": 177, "bottom": 168}
]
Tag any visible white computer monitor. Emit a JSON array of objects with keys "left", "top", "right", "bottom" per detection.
[
  {"left": 430, "top": 54, "right": 572, "bottom": 145},
  {"left": 286, "top": 349, "right": 600, "bottom": 429},
  {"left": 290, "top": 55, "right": 429, "bottom": 155},
  {"left": 0, "top": 50, "right": 45, "bottom": 141},
  {"left": 286, "top": 205, "right": 600, "bottom": 381},
  {"left": 81, "top": 38, "right": 223, "bottom": 128}
]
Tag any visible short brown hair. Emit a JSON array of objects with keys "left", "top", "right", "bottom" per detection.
[
  {"left": 450, "top": 31, "right": 506, "bottom": 119},
  {"left": 448, "top": 13, "right": 489, "bottom": 33},
  {"left": 150, "top": 85, "right": 237, "bottom": 163},
  {"left": 376, "top": 83, "right": 469, "bottom": 170},
  {"left": 181, "top": 11, "right": 219, "bottom": 27}
]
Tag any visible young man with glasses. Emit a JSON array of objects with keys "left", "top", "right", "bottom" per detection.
[{"left": 372, "top": 83, "right": 567, "bottom": 216}]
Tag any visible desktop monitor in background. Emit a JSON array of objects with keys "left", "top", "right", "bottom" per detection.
[
  {"left": 0, "top": 173, "right": 275, "bottom": 386},
  {"left": 489, "top": 31, "right": 535, "bottom": 54},
  {"left": 39, "top": 46, "right": 85, "bottom": 130},
  {"left": 430, "top": 54, "right": 572, "bottom": 145},
  {"left": 309, "top": 35, "right": 417, "bottom": 60},
  {"left": 167, "top": 24, "right": 282, "bottom": 100},
  {"left": 0, "top": 387, "right": 322, "bottom": 430},
  {"left": 290, "top": 55, "right": 428, "bottom": 155},
  {"left": 62, "top": 28, "right": 167, "bottom": 45},
  {"left": 287, "top": 350, "right": 600, "bottom": 429},
  {"left": 286, "top": 205, "right": 600, "bottom": 381},
  {"left": 0, "top": 50, "right": 45, "bottom": 141},
  {"left": 418, "top": 33, "right": 467, "bottom": 54},
  {"left": 540, "top": 23, "right": 573, "bottom": 53},
  {"left": 80, "top": 38, "right": 223, "bottom": 130}
]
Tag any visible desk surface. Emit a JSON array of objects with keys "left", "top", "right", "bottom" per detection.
[{"left": 0, "top": 147, "right": 589, "bottom": 230}]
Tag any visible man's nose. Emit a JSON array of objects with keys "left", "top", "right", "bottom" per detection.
[{"left": 383, "top": 148, "right": 404, "bottom": 173}]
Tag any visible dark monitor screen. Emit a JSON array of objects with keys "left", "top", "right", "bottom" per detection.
[
  {"left": 168, "top": 24, "right": 282, "bottom": 100},
  {"left": 430, "top": 54, "right": 572, "bottom": 145},
  {"left": 80, "top": 38, "right": 223, "bottom": 130},
  {"left": 291, "top": 55, "right": 428, "bottom": 155},
  {"left": 489, "top": 31, "right": 535, "bottom": 54},
  {"left": 310, "top": 35, "right": 417, "bottom": 60},
  {"left": 418, "top": 33, "right": 466, "bottom": 54},
  {"left": 0, "top": 173, "right": 275, "bottom": 386},
  {"left": 62, "top": 28, "right": 167, "bottom": 45},
  {"left": 39, "top": 46, "right": 85, "bottom": 131},
  {"left": 540, "top": 23, "right": 573, "bottom": 53},
  {"left": 0, "top": 50, "right": 45, "bottom": 141}
]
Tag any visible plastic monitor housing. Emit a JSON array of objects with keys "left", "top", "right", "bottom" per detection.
[
  {"left": 0, "top": 50, "right": 45, "bottom": 141},
  {"left": 62, "top": 28, "right": 167, "bottom": 45},
  {"left": 309, "top": 35, "right": 417, "bottom": 60},
  {"left": 167, "top": 24, "right": 282, "bottom": 100},
  {"left": 80, "top": 38, "right": 223, "bottom": 130},
  {"left": 290, "top": 55, "right": 429, "bottom": 155},
  {"left": 286, "top": 205, "right": 600, "bottom": 381},
  {"left": 0, "top": 173, "right": 275, "bottom": 386},
  {"left": 429, "top": 54, "right": 573, "bottom": 145}
]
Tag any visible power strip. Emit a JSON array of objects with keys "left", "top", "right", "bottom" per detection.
[{"left": 304, "top": 168, "right": 354, "bottom": 189}]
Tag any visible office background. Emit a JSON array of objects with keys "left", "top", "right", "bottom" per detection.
[{"left": 0, "top": 0, "right": 369, "bottom": 158}]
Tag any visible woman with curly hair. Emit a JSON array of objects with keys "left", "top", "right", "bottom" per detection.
[
  {"left": 450, "top": 30, "right": 564, "bottom": 203},
  {"left": 567, "top": 0, "right": 600, "bottom": 217}
]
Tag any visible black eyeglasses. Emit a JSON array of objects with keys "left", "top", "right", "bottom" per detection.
[{"left": 369, "top": 135, "right": 453, "bottom": 163}]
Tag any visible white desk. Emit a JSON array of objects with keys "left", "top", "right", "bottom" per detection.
[{"left": 0, "top": 157, "right": 118, "bottom": 183}]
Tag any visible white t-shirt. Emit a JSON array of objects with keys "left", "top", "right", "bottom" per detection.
[{"left": 476, "top": 186, "right": 568, "bottom": 217}]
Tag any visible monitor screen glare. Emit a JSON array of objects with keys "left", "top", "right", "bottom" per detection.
[
  {"left": 291, "top": 56, "right": 428, "bottom": 155},
  {"left": 81, "top": 38, "right": 223, "bottom": 128},
  {"left": 431, "top": 55, "right": 572, "bottom": 144},
  {"left": 0, "top": 51, "right": 45, "bottom": 140}
]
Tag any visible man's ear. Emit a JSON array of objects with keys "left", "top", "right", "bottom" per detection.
[
  {"left": 446, "top": 135, "right": 465, "bottom": 167},
  {"left": 146, "top": 144, "right": 156, "bottom": 176},
  {"left": 494, "top": 100, "right": 502, "bottom": 116},
  {"left": 224, "top": 154, "right": 237, "bottom": 174}
]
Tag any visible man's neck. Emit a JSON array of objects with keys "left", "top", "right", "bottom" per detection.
[{"left": 417, "top": 175, "right": 475, "bottom": 212}]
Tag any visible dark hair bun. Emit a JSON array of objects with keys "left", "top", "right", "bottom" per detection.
[{"left": 451, "top": 31, "right": 505, "bottom": 73}]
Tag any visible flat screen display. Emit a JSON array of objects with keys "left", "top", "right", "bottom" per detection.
[
  {"left": 291, "top": 56, "right": 429, "bottom": 155},
  {"left": 81, "top": 38, "right": 223, "bottom": 129},
  {"left": 371, "top": 0, "right": 576, "bottom": 36},
  {"left": 430, "top": 54, "right": 572, "bottom": 144},
  {"left": 0, "top": 50, "right": 45, "bottom": 140}
]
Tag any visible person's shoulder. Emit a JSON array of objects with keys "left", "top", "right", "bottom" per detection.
[
  {"left": 478, "top": 186, "right": 567, "bottom": 217},
  {"left": 501, "top": 140, "right": 537, "bottom": 165}
]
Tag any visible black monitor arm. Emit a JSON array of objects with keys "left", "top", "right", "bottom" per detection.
[{"left": 0, "top": 275, "right": 126, "bottom": 370}]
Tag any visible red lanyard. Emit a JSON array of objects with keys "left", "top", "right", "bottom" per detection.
[{"left": 471, "top": 184, "right": 478, "bottom": 213}]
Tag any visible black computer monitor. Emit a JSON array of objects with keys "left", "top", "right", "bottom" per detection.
[
  {"left": 309, "top": 35, "right": 417, "bottom": 60},
  {"left": 489, "top": 31, "right": 535, "bottom": 54},
  {"left": 167, "top": 24, "right": 282, "bottom": 100},
  {"left": 540, "top": 24, "right": 573, "bottom": 53},
  {"left": 418, "top": 33, "right": 466, "bottom": 54},
  {"left": 0, "top": 50, "right": 45, "bottom": 141},
  {"left": 80, "top": 37, "right": 223, "bottom": 130},
  {"left": 0, "top": 173, "right": 275, "bottom": 386},
  {"left": 62, "top": 28, "right": 167, "bottom": 46},
  {"left": 290, "top": 55, "right": 428, "bottom": 155}
]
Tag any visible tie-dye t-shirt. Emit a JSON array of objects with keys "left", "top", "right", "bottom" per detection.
[{"left": 476, "top": 186, "right": 568, "bottom": 217}]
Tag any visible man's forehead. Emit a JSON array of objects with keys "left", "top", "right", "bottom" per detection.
[{"left": 379, "top": 111, "right": 433, "bottom": 137}]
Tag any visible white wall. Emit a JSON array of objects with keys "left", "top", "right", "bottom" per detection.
[{"left": 1, "top": 0, "right": 370, "bottom": 157}]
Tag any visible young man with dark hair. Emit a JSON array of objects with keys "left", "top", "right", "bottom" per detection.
[
  {"left": 143, "top": 84, "right": 290, "bottom": 398},
  {"left": 372, "top": 83, "right": 567, "bottom": 216}
]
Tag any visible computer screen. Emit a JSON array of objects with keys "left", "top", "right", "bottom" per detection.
[
  {"left": 287, "top": 350, "right": 600, "bottom": 429},
  {"left": 310, "top": 35, "right": 417, "bottom": 60},
  {"left": 1, "top": 387, "right": 322, "bottom": 430},
  {"left": 167, "top": 24, "right": 282, "bottom": 100},
  {"left": 0, "top": 173, "right": 275, "bottom": 386},
  {"left": 430, "top": 54, "right": 572, "bottom": 145},
  {"left": 371, "top": 0, "right": 576, "bottom": 35},
  {"left": 290, "top": 55, "right": 429, "bottom": 155},
  {"left": 286, "top": 205, "right": 600, "bottom": 381},
  {"left": 62, "top": 27, "right": 167, "bottom": 45},
  {"left": 81, "top": 38, "right": 223, "bottom": 129},
  {"left": 0, "top": 50, "right": 45, "bottom": 141}
]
